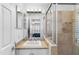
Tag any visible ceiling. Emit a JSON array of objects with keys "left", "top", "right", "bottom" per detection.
[{"left": 16, "top": 3, "right": 50, "bottom": 13}]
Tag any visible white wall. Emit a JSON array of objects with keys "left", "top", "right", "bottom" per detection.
[{"left": 15, "top": 12, "right": 27, "bottom": 43}]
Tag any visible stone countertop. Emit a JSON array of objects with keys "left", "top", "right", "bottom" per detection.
[
  {"left": 44, "top": 36, "right": 57, "bottom": 47},
  {"left": 15, "top": 39, "right": 48, "bottom": 49}
]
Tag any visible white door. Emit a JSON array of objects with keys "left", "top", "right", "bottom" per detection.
[{"left": 0, "top": 4, "right": 15, "bottom": 55}]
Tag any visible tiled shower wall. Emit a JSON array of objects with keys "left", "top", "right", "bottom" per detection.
[
  {"left": 57, "top": 11, "right": 75, "bottom": 55},
  {"left": 49, "top": 4, "right": 76, "bottom": 55}
]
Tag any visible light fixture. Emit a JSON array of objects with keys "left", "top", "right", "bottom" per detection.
[
  {"left": 27, "top": 9, "right": 42, "bottom": 13},
  {"left": 27, "top": 9, "right": 30, "bottom": 11},
  {"left": 27, "top": 9, "right": 41, "bottom": 11},
  {"left": 38, "top": 9, "right": 41, "bottom": 11}
]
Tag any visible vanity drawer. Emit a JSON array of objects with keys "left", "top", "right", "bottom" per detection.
[
  {"left": 15, "top": 48, "right": 48, "bottom": 55},
  {"left": 30, "top": 49, "right": 48, "bottom": 55},
  {"left": 15, "top": 49, "right": 32, "bottom": 55}
]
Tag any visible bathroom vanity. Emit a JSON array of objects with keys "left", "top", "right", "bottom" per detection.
[
  {"left": 15, "top": 38, "right": 49, "bottom": 55},
  {"left": 15, "top": 36, "right": 58, "bottom": 55}
]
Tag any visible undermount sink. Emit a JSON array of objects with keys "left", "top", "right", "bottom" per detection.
[{"left": 23, "top": 40, "right": 42, "bottom": 48}]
